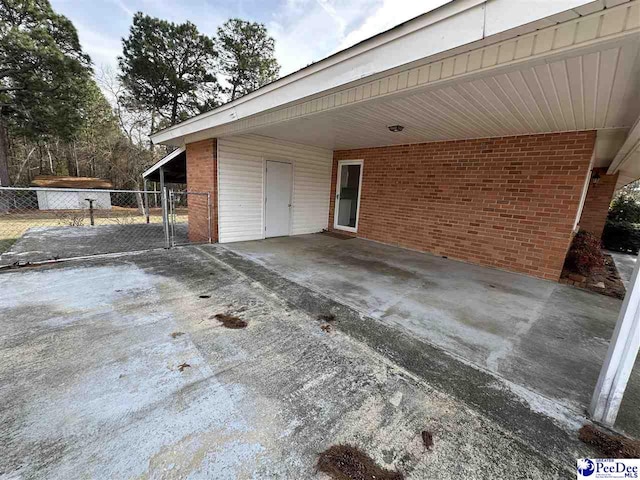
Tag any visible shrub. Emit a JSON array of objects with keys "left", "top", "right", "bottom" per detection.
[
  {"left": 564, "top": 230, "right": 605, "bottom": 276},
  {"left": 608, "top": 193, "right": 640, "bottom": 223},
  {"left": 602, "top": 220, "right": 640, "bottom": 254}
]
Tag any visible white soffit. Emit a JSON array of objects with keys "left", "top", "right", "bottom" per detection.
[
  {"left": 609, "top": 116, "right": 640, "bottom": 188},
  {"left": 195, "top": 1, "right": 640, "bottom": 150},
  {"left": 247, "top": 41, "right": 640, "bottom": 149},
  {"left": 152, "top": 0, "right": 618, "bottom": 146}
]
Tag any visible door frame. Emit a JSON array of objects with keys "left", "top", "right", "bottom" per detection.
[
  {"left": 333, "top": 159, "right": 363, "bottom": 233},
  {"left": 263, "top": 159, "right": 294, "bottom": 239}
]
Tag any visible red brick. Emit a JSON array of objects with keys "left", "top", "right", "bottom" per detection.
[
  {"left": 328, "top": 132, "right": 595, "bottom": 281},
  {"left": 578, "top": 167, "right": 618, "bottom": 239},
  {"left": 186, "top": 139, "right": 218, "bottom": 243}
]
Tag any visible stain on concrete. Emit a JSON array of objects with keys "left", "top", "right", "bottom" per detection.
[
  {"left": 0, "top": 247, "right": 594, "bottom": 478},
  {"left": 222, "top": 235, "right": 639, "bottom": 437},
  {"left": 213, "top": 313, "right": 248, "bottom": 329}
]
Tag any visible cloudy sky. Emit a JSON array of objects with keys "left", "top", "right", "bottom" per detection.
[{"left": 50, "top": 0, "right": 449, "bottom": 78}]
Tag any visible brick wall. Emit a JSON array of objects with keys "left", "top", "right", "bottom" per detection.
[
  {"left": 329, "top": 132, "right": 596, "bottom": 281},
  {"left": 186, "top": 138, "right": 217, "bottom": 242},
  {"left": 578, "top": 167, "right": 618, "bottom": 239}
]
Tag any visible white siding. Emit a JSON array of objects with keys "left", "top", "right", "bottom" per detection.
[
  {"left": 36, "top": 191, "right": 112, "bottom": 210},
  {"left": 217, "top": 135, "right": 333, "bottom": 243}
]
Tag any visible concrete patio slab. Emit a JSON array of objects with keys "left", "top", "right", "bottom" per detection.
[
  {"left": 608, "top": 250, "right": 638, "bottom": 288},
  {"left": 0, "top": 247, "right": 593, "bottom": 479},
  {"left": 0, "top": 223, "right": 188, "bottom": 266},
  {"left": 222, "top": 234, "right": 640, "bottom": 437}
]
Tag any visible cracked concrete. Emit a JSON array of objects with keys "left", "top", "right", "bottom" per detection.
[
  {"left": 222, "top": 234, "right": 639, "bottom": 437},
  {"left": 0, "top": 246, "right": 601, "bottom": 479}
]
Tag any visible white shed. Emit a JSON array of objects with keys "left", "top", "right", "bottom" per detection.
[{"left": 31, "top": 176, "right": 113, "bottom": 211}]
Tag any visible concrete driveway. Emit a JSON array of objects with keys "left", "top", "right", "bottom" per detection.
[
  {"left": 0, "top": 223, "right": 188, "bottom": 266},
  {"left": 608, "top": 250, "right": 638, "bottom": 288},
  {"left": 223, "top": 234, "right": 639, "bottom": 438},
  {"left": 1, "top": 246, "right": 596, "bottom": 479}
]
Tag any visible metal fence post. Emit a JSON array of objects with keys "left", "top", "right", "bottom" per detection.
[
  {"left": 159, "top": 166, "right": 170, "bottom": 248},
  {"left": 143, "top": 179, "right": 150, "bottom": 224},
  {"left": 85, "top": 198, "right": 95, "bottom": 226}
]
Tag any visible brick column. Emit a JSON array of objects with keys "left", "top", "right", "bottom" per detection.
[
  {"left": 186, "top": 139, "right": 217, "bottom": 243},
  {"left": 579, "top": 167, "right": 619, "bottom": 239}
]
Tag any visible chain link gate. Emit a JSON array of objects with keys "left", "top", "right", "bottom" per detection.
[
  {"left": 0, "top": 186, "right": 212, "bottom": 266},
  {"left": 168, "top": 190, "right": 211, "bottom": 247}
]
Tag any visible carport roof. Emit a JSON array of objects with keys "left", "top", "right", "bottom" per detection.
[
  {"left": 31, "top": 176, "right": 113, "bottom": 189},
  {"left": 151, "top": 0, "right": 640, "bottom": 185},
  {"left": 151, "top": 0, "right": 631, "bottom": 146},
  {"left": 142, "top": 147, "right": 186, "bottom": 184}
]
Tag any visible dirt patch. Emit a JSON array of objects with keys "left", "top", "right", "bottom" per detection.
[
  {"left": 421, "top": 430, "right": 433, "bottom": 450},
  {"left": 170, "top": 331, "right": 185, "bottom": 338},
  {"left": 317, "top": 445, "right": 403, "bottom": 480},
  {"left": 561, "top": 254, "right": 626, "bottom": 299},
  {"left": 321, "top": 230, "right": 355, "bottom": 240},
  {"left": 579, "top": 424, "right": 640, "bottom": 458},
  {"left": 318, "top": 313, "right": 336, "bottom": 322},
  {"left": 214, "top": 313, "right": 248, "bottom": 329}
]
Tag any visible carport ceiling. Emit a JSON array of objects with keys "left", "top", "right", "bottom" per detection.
[{"left": 250, "top": 38, "right": 640, "bottom": 150}]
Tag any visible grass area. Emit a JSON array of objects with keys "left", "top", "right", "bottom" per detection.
[{"left": 0, "top": 207, "right": 188, "bottom": 254}]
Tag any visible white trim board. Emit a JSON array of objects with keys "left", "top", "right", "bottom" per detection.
[{"left": 333, "top": 159, "right": 364, "bottom": 234}]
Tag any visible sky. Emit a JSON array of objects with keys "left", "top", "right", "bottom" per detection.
[{"left": 50, "top": 0, "right": 450, "bottom": 79}]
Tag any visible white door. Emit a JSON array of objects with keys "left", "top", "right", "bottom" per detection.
[
  {"left": 265, "top": 160, "right": 292, "bottom": 238},
  {"left": 333, "top": 160, "right": 363, "bottom": 232}
]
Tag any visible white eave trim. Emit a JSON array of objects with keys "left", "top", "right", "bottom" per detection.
[
  {"left": 151, "top": 0, "right": 599, "bottom": 145},
  {"left": 608, "top": 116, "right": 640, "bottom": 174},
  {"left": 142, "top": 147, "right": 185, "bottom": 178}
]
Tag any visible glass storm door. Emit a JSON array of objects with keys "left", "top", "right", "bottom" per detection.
[{"left": 333, "top": 160, "right": 363, "bottom": 233}]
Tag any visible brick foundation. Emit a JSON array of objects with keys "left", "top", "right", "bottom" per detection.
[
  {"left": 578, "top": 167, "right": 618, "bottom": 239},
  {"left": 329, "top": 132, "right": 596, "bottom": 281},
  {"left": 186, "top": 139, "right": 217, "bottom": 242}
]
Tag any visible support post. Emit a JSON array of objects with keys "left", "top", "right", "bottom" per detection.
[
  {"left": 160, "top": 166, "right": 170, "bottom": 248},
  {"left": 143, "top": 178, "right": 150, "bottom": 224},
  {"left": 207, "top": 192, "right": 212, "bottom": 243},
  {"left": 590, "top": 251, "right": 640, "bottom": 426}
]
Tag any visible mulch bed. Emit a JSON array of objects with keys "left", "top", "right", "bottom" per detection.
[
  {"left": 317, "top": 445, "right": 404, "bottom": 480},
  {"left": 579, "top": 424, "right": 640, "bottom": 458},
  {"left": 560, "top": 253, "right": 626, "bottom": 299}
]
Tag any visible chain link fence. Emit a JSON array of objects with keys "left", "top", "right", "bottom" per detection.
[
  {"left": 0, "top": 187, "right": 209, "bottom": 266},
  {"left": 169, "top": 190, "right": 211, "bottom": 246}
]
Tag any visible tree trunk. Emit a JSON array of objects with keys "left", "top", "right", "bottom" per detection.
[
  {"left": 38, "top": 144, "right": 43, "bottom": 174},
  {"left": 149, "top": 112, "right": 156, "bottom": 152},
  {"left": 14, "top": 146, "right": 35, "bottom": 184},
  {"left": 231, "top": 83, "right": 237, "bottom": 101},
  {"left": 0, "top": 118, "right": 10, "bottom": 186},
  {"left": 46, "top": 144, "right": 54, "bottom": 174},
  {"left": 66, "top": 144, "right": 76, "bottom": 176},
  {"left": 135, "top": 192, "right": 144, "bottom": 215},
  {"left": 74, "top": 142, "right": 79, "bottom": 177},
  {"left": 170, "top": 95, "right": 178, "bottom": 126}
]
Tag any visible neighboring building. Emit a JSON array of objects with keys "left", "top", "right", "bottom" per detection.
[
  {"left": 149, "top": 0, "right": 640, "bottom": 282},
  {"left": 31, "top": 176, "right": 113, "bottom": 210}
]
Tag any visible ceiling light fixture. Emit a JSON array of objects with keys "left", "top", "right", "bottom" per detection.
[{"left": 388, "top": 125, "right": 404, "bottom": 132}]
